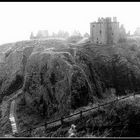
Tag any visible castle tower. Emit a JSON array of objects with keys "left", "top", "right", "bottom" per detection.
[{"left": 90, "top": 17, "right": 120, "bottom": 45}]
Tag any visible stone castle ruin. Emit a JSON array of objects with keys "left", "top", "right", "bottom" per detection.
[
  {"left": 30, "top": 30, "right": 49, "bottom": 40},
  {"left": 30, "top": 17, "right": 126, "bottom": 45},
  {"left": 90, "top": 17, "right": 126, "bottom": 45},
  {"left": 134, "top": 27, "right": 140, "bottom": 36}
]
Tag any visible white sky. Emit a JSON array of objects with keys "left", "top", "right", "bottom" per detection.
[{"left": 0, "top": 2, "right": 140, "bottom": 45}]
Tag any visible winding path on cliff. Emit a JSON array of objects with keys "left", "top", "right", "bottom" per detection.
[
  {"left": 7, "top": 89, "right": 23, "bottom": 137},
  {"left": 9, "top": 100, "right": 18, "bottom": 134}
]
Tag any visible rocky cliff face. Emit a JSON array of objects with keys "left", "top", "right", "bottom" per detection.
[
  {"left": 0, "top": 39, "right": 104, "bottom": 134},
  {"left": 1, "top": 38, "right": 140, "bottom": 136},
  {"left": 22, "top": 40, "right": 97, "bottom": 118}
]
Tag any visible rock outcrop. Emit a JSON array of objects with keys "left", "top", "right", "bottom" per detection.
[{"left": 0, "top": 39, "right": 104, "bottom": 134}]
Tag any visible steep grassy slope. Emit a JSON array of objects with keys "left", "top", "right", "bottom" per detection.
[
  {"left": 0, "top": 38, "right": 140, "bottom": 136},
  {"left": 0, "top": 39, "right": 103, "bottom": 135},
  {"left": 46, "top": 96, "right": 140, "bottom": 137}
]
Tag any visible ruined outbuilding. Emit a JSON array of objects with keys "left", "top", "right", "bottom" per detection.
[
  {"left": 90, "top": 17, "right": 126, "bottom": 45},
  {"left": 134, "top": 27, "right": 140, "bottom": 36}
]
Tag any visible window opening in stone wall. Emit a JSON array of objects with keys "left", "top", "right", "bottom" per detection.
[{"left": 100, "top": 30, "right": 102, "bottom": 35}]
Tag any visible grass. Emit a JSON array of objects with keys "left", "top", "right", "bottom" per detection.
[
  {"left": 42, "top": 96, "right": 140, "bottom": 137},
  {"left": 1, "top": 39, "right": 140, "bottom": 137},
  {"left": 15, "top": 96, "right": 46, "bottom": 133},
  {"left": 14, "top": 93, "right": 140, "bottom": 137}
]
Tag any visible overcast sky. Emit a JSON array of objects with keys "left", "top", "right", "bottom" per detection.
[{"left": 0, "top": 2, "right": 139, "bottom": 45}]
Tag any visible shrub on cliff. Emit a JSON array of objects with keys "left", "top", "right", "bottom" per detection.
[{"left": 50, "top": 97, "right": 140, "bottom": 137}]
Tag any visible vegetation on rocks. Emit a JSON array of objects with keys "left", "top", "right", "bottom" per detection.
[{"left": 0, "top": 38, "right": 140, "bottom": 137}]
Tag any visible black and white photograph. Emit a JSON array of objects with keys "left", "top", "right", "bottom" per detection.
[{"left": 0, "top": 1, "right": 140, "bottom": 138}]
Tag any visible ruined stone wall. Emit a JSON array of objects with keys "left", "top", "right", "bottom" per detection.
[
  {"left": 112, "top": 22, "right": 120, "bottom": 44},
  {"left": 106, "top": 22, "right": 119, "bottom": 44},
  {"left": 90, "top": 22, "right": 97, "bottom": 43},
  {"left": 119, "top": 25, "right": 127, "bottom": 41},
  {"left": 90, "top": 22, "right": 107, "bottom": 44},
  {"left": 90, "top": 23, "right": 94, "bottom": 43},
  {"left": 101, "top": 22, "right": 107, "bottom": 44}
]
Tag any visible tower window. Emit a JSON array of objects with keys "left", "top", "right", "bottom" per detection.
[{"left": 100, "top": 30, "right": 102, "bottom": 34}]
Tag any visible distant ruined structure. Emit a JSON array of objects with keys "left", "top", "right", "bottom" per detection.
[
  {"left": 30, "top": 17, "right": 126, "bottom": 45},
  {"left": 90, "top": 17, "right": 126, "bottom": 45},
  {"left": 30, "top": 30, "right": 49, "bottom": 40},
  {"left": 134, "top": 27, "right": 140, "bottom": 36}
]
